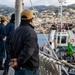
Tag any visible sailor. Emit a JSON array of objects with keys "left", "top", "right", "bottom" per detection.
[
  {"left": 3, "top": 14, "right": 15, "bottom": 75},
  {"left": 9, "top": 10, "right": 39, "bottom": 75},
  {"left": 0, "top": 16, "right": 7, "bottom": 70}
]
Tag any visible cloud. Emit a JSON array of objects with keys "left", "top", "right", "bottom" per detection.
[
  {"left": 0, "top": 0, "right": 75, "bottom": 7},
  {"left": 0, "top": 0, "right": 15, "bottom": 7},
  {"left": 66, "top": 0, "right": 75, "bottom": 5},
  {"left": 29, "top": 0, "right": 59, "bottom": 6}
]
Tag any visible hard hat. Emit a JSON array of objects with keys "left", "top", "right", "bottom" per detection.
[
  {"left": 21, "top": 9, "right": 34, "bottom": 20},
  {"left": 1, "top": 16, "right": 7, "bottom": 21}
]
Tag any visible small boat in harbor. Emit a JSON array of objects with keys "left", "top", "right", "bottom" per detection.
[
  {"left": 40, "top": 0, "right": 75, "bottom": 74},
  {"left": 40, "top": 21, "right": 75, "bottom": 75}
]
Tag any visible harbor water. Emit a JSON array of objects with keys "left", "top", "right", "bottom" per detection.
[
  {"left": 38, "top": 33, "right": 75, "bottom": 46},
  {"left": 37, "top": 34, "right": 48, "bottom": 46}
]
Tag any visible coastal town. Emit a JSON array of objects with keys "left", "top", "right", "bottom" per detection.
[
  {"left": 0, "top": 4, "right": 75, "bottom": 33},
  {"left": 0, "top": 0, "right": 75, "bottom": 75},
  {"left": 33, "top": 5, "right": 75, "bottom": 33}
]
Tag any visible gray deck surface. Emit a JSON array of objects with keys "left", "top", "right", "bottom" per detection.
[{"left": 0, "top": 70, "right": 4, "bottom": 75}]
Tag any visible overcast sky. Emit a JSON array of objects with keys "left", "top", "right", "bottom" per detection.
[{"left": 0, "top": 0, "right": 75, "bottom": 7}]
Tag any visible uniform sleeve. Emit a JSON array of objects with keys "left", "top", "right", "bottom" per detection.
[
  {"left": 3, "top": 26, "right": 6, "bottom": 36},
  {"left": 9, "top": 24, "right": 15, "bottom": 36},
  {"left": 8, "top": 32, "right": 15, "bottom": 59},
  {"left": 7, "top": 23, "right": 15, "bottom": 43},
  {"left": 17, "top": 33, "right": 36, "bottom": 66},
  {"left": 0, "top": 28, "right": 3, "bottom": 39},
  {"left": 0, "top": 26, "right": 6, "bottom": 40}
]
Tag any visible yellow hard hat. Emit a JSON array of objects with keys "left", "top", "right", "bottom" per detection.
[
  {"left": 1, "top": 16, "right": 7, "bottom": 21},
  {"left": 21, "top": 9, "right": 34, "bottom": 20}
]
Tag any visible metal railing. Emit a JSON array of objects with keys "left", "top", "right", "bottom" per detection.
[
  {"left": 39, "top": 51, "right": 75, "bottom": 75},
  {"left": 39, "top": 53, "right": 60, "bottom": 75}
]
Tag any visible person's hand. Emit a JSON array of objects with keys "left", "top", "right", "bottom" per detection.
[
  {"left": 3, "top": 36, "right": 7, "bottom": 41},
  {"left": 9, "top": 58, "right": 18, "bottom": 68}
]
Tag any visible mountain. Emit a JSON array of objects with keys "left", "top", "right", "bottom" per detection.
[
  {"left": 28, "top": 5, "right": 57, "bottom": 10},
  {"left": 0, "top": 3, "right": 75, "bottom": 14},
  {"left": 67, "top": 4, "right": 75, "bottom": 9},
  {"left": 68, "top": 3, "right": 75, "bottom": 7},
  {"left": 0, "top": 4, "right": 14, "bottom": 13},
  {"left": 28, "top": 5, "right": 47, "bottom": 10}
]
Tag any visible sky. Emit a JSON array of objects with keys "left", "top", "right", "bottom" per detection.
[{"left": 0, "top": 0, "right": 75, "bottom": 7}]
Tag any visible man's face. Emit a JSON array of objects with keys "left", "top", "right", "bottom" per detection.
[
  {"left": 4, "top": 20, "right": 8, "bottom": 26},
  {"left": 30, "top": 19, "right": 34, "bottom": 25}
]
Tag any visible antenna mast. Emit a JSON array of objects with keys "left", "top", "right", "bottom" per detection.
[
  {"left": 22, "top": 0, "right": 24, "bottom": 9},
  {"left": 15, "top": 0, "right": 23, "bottom": 28},
  {"left": 58, "top": 0, "right": 66, "bottom": 31}
]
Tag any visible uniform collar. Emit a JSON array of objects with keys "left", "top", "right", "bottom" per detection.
[{"left": 20, "top": 22, "right": 34, "bottom": 29}]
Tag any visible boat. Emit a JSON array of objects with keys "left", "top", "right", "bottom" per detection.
[
  {"left": 40, "top": 0, "right": 75, "bottom": 75},
  {"left": 40, "top": 23, "right": 75, "bottom": 57}
]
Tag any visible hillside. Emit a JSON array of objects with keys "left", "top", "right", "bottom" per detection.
[
  {"left": 0, "top": 4, "right": 14, "bottom": 15},
  {"left": 0, "top": 3, "right": 75, "bottom": 15},
  {"left": 28, "top": 4, "right": 75, "bottom": 12},
  {"left": 29, "top": 5, "right": 57, "bottom": 11},
  {"left": 67, "top": 4, "right": 75, "bottom": 9}
]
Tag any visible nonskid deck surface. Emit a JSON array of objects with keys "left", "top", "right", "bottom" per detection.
[
  {"left": 0, "top": 70, "right": 4, "bottom": 75},
  {"left": 0, "top": 68, "right": 14, "bottom": 75}
]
